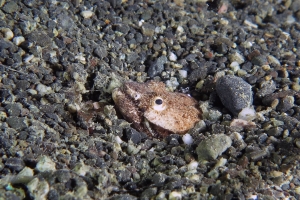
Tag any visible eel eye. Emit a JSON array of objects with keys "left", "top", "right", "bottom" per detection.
[
  {"left": 155, "top": 98, "right": 163, "bottom": 105},
  {"left": 152, "top": 97, "right": 165, "bottom": 111}
]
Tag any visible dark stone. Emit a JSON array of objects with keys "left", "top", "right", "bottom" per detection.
[
  {"left": 26, "top": 31, "right": 52, "bottom": 47},
  {"left": 109, "top": 195, "right": 138, "bottom": 200},
  {"left": 125, "top": 128, "right": 142, "bottom": 144},
  {"left": 108, "top": 0, "right": 122, "bottom": 8},
  {"left": 126, "top": 52, "right": 139, "bottom": 64},
  {"left": 12, "top": 53, "right": 22, "bottom": 63},
  {"left": 216, "top": 75, "right": 253, "bottom": 116},
  {"left": 54, "top": 38, "right": 65, "bottom": 48},
  {"left": 262, "top": 90, "right": 295, "bottom": 106},
  {"left": 147, "top": 55, "right": 167, "bottom": 77},
  {"left": 6, "top": 117, "right": 28, "bottom": 131},
  {"left": 53, "top": 170, "right": 71, "bottom": 183},
  {"left": 256, "top": 80, "right": 276, "bottom": 98},
  {"left": 141, "top": 188, "right": 157, "bottom": 199},
  {"left": 2, "top": 1, "right": 19, "bottom": 14},
  {"left": 95, "top": 158, "right": 106, "bottom": 168},
  {"left": 216, "top": 43, "right": 228, "bottom": 54},
  {"left": 57, "top": 13, "right": 75, "bottom": 31},
  {"left": 115, "top": 169, "right": 132, "bottom": 183},
  {"left": 5, "top": 103, "right": 22, "bottom": 116},
  {"left": 188, "top": 66, "right": 208, "bottom": 83},
  {"left": 94, "top": 46, "right": 108, "bottom": 59},
  {"left": 258, "top": 133, "right": 268, "bottom": 144},
  {"left": 185, "top": 54, "right": 198, "bottom": 61},
  {"left": 210, "top": 184, "right": 225, "bottom": 197},
  {"left": 124, "top": 182, "right": 137, "bottom": 191},
  {"left": 135, "top": 32, "right": 143, "bottom": 43},
  {"left": 5, "top": 158, "right": 25, "bottom": 172},
  {"left": 241, "top": 62, "right": 253, "bottom": 71},
  {"left": 165, "top": 179, "right": 183, "bottom": 190},
  {"left": 141, "top": 23, "right": 155, "bottom": 37},
  {"left": 115, "top": 23, "right": 130, "bottom": 34},
  {"left": 135, "top": 65, "right": 146, "bottom": 72},
  {"left": 251, "top": 55, "right": 267, "bottom": 66},
  {"left": 165, "top": 134, "right": 180, "bottom": 145},
  {"left": 15, "top": 80, "right": 30, "bottom": 91},
  {"left": 0, "top": 135, "right": 13, "bottom": 149},
  {"left": 267, "top": 127, "right": 283, "bottom": 137},
  {"left": 18, "top": 131, "right": 28, "bottom": 140},
  {"left": 2, "top": 77, "right": 14, "bottom": 86},
  {"left": 47, "top": 20, "right": 57, "bottom": 29},
  {"left": 3, "top": 192, "right": 22, "bottom": 200},
  {"left": 0, "top": 39, "right": 14, "bottom": 51},
  {"left": 45, "top": 113, "right": 60, "bottom": 122},
  {"left": 152, "top": 173, "right": 167, "bottom": 186},
  {"left": 47, "top": 190, "right": 59, "bottom": 200},
  {"left": 276, "top": 96, "right": 294, "bottom": 112},
  {"left": 82, "top": 18, "right": 92, "bottom": 27}
]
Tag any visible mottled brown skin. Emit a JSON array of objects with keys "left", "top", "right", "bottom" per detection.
[{"left": 112, "top": 81, "right": 201, "bottom": 137}]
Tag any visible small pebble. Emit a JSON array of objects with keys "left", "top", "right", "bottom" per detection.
[
  {"left": 80, "top": 10, "right": 94, "bottom": 18},
  {"left": 182, "top": 134, "right": 193, "bottom": 145},
  {"left": 5, "top": 158, "right": 25, "bottom": 172},
  {"left": 228, "top": 52, "right": 245, "bottom": 64},
  {"left": 169, "top": 191, "right": 182, "bottom": 200},
  {"left": 238, "top": 107, "right": 256, "bottom": 121},
  {"left": 169, "top": 52, "right": 177, "bottom": 61},
  {"left": 0, "top": 28, "right": 14, "bottom": 40},
  {"left": 27, "top": 178, "right": 50, "bottom": 199},
  {"left": 196, "top": 134, "right": 232, "bottom": 161},
  {"left": 36, "top": 156, "right": 56, "bottom": 172},
  {"left": 229, "top": 61, "right": 240, "bottom": 72},
  {"left": 36, "top": 84, "right": 53, "bottom": 96},
  {"left": 216, "top": 75, "right": 253, "bottom": 116}
]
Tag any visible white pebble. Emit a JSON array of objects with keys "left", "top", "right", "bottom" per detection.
[
  {"left": 176, "top": 26, "right": 184, "bottom": 33},
  {"left": 165, "top": 77, "right": 179, "bottom": 91},
  {"left": 24, "top": 55, "right": 34, "bottom": 63},
  {"left": 36, "top": 156, "right": 56, "bottom": 172},
  {"left": 229, "top": 52, "right": 245, "bottom": 64},
  {"left": 155, "top": 27, "right": 162, "bottom": 33},
  {"left": 27, "top": 89, "right": 38, "bottom": 95},
  {"left": 267, "top": 55, "right": 281, "bottom": 66},
  {"left": 214, "top": 157, "right": 227, "bottom": 168},
  {"left": 171, "top": 63, "right": 183, "bottom": 69},
  {"left": 242, "top": 41, "right": 253, "bottom": 48},
  {"left": 229, "top": 61, "right": 240, "bottom": 72},
  {"left": 13, "top": 36, "right": 25, "bottom": 46},
  {"left": 0, "top": 28, "right": 14, "bottom": 40},
  {"left": 169, "top": 191, "right": 182, "bottom": 199},
  {"left": 230, "top": 119, "right": 256, "bottom": 127},
  {"left": 169, "top": 52, "right": 177, "bottom": 61},
  {"left": 244, "top": 19, "right": 258, "bottom": 29},
  {"left": 115, "top": 136, "right": 123, "bottom": 144},
  {"left": 36, "top": 84, "right": 53, "bottom": 96},
  {"left": 246, "top": 194, "right": 258, "bottom": 200},
  {"left": 233, "top": 132, "right": 243, "bottom": 141},
  {"left": 178, "top": 70, "right": 187, "bottom": 78},
  {"left": 187, "top": 160, "right": 198, "bottom": 170},
  {"left": 138, "top": 19, "right": 144, "bottom": 27},
  {"left": 238, "top": 107, "right": 256, "bottom": 121},
  {"left": 182, "top": 133, "right": 193, "bottom": 145},
  {"left": 80, "top": 10, "right": 94, "bottom": 19},
  {"left": 75, "top": 54, "right": 86, "bottom": 64}
]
